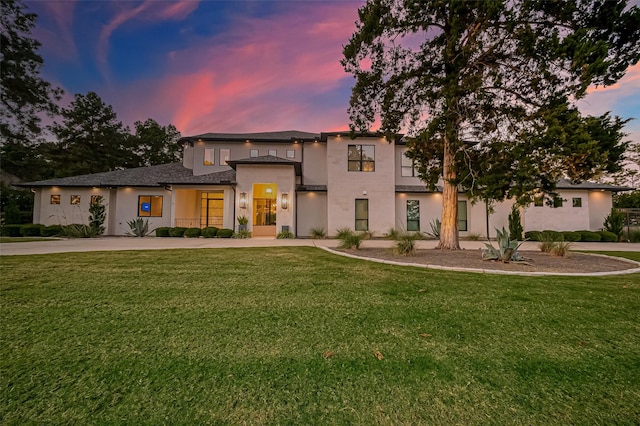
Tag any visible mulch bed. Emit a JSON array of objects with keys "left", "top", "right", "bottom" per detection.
[{"left": 339, "top": 248, "right": 638, "bottom": 274}]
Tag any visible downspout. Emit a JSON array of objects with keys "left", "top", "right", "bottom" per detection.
[
  {"left": 485, "top": 199, "right": 490, "bottom": 240},
  {"left": 232, "top": 187, "right": 236, "bottom": 232}
]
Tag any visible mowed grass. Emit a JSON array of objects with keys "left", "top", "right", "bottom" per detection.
[{"left": 1, "top": 248, "right": 639, "bottom": 424}]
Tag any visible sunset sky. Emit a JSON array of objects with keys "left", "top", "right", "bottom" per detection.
[{"left": 26, "top": 0, "right": 639, "bottom": 146}]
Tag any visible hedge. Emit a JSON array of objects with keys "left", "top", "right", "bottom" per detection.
[
  {"left": 598, "top": 230, "right": 618, "bottom": 242},
  {"left": 0, "top": 225, "right": 22, "bottom": 237},
  {"left": 20, "top": 224, "right": 44, "bottom": 237},
  {"left": 578, "top": 230, "right": 601, "bottom": 242},
  {"left": 561, "top": 231, "right": 582, "bottom": 242},
  {"left": 184, "top": 228, "right": 201, "bottom": 238},
  {"left": 169, "top": 227, "right": 187, "bottom": 237},
  {"left": 217, "top": 228, "right": 233, "bottom": 238},
  {"left": 41, "top": 225, "right": 63, "bottom": 237},
  {"left": 201, "top": 227, "right": 218, "bottom": 238},
  {"left": 155, "top": 227, "right": 171, "bottom": 237},
  {"left": 524, "top": 231, "right": 541, "bottom": 241}
]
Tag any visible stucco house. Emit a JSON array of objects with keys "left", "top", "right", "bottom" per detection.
[{"left": 22, "top": 130, "right": 628, "bottom": 237}]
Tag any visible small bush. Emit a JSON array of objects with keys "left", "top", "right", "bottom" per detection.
[
  {"left": 20, "top": 224, "right": 43, "bottom": 237},
  {"left": 277, "top": 230, "right": 295, "bottom": 239},
  {"left": 217, "top": 228, "right": 233, "bottom": 238},
  {"left": 627, "top": 230, "right": 640, "bottom": 243},
  {"left": 508, "top": 205, "right": 523, "bottom": 241},
  {"left": 0, "top": 224, "right": 23, "bottom": 237},
  {"left": 360, "top": 230, "right": 375, "bottom": 240},
  {"left": 603, "top": 209, "right": 624, "bottom": 241},
  {"left": 578, "top": 230, "right": 601, "bottom": 242},
  {"left": 561, "top": 231, "right": 582, "bottom": 242},
  {"left": 41, "top": 225, "right": 63, "bottom": 237},
  {"left": 541, "top": 230, "right": 563, "bottom": 241},
  {"left": 393, "top": 232, "right": 420, "bottom": 256},
  {"left": 233, "top": 229, "right": 251, "bottom": 239},
  {"left": 384, "top": 228, "right": 400, "bottom": 240},
  {"left": 169, "top": 227, "right": 187, "bottom": 237},
  {"left": 338, "top": 233, "right": 363, "bottom": 250},
  {"left": 465, "top": 232, "right": 483, "bottom": 241},
  {"left": 550, "top": 241, "right": 572, "bottom": 257},
  {"left": 524, "top": 231, "right": 541, "bottom": 241},
  {"left": 62, "top": 224, "right": 97, "bottom": 238},
  {"left": 184, "top": 228, "right": 201, "bottom": 238},
  {"left": 598, "top": 230, "right": 618, "bottom": 242},
  {"left": 126, "top": 218, "right": 152, "bottom": 237},
  {"left": 310, "top": 227, "right": 327, "bottom": 239},
  {"left": 335, "top": 227, "right": 354, "bottom": 239},
  {"left": 155, "top": 227, "right": 171, "bottom": 237},
  {"left": 201, "top": 227, "right": 219, "bottom": 238}
]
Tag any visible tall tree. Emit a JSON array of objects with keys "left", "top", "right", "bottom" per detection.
[
  {"left": 343, "top": 0, "right": 640, "bottom": 249},
  {"left": 0, "top": 0, "right": 62, "bottom": 180},
  {"left": 48, "top": 92, "right": 136, "bottom": 178},
  {"left": 131, "top": 119, "right": 182, "bottom": 166}
]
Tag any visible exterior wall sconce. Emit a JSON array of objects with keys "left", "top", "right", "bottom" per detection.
[
  {"left": 281, "top": 192, "right": 289, "bottom": 210},
  {"left": 239, "top": 192, "right": 248, "bottom": 209}
]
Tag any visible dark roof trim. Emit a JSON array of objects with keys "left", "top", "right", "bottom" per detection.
[
  {"left": 179, "top": 130, "right": 320, "bottom": 145},
  {"left": 227, "top": 155, "right": 302, "bottom": 176},
  {"left": 395, "top": 185, "right": 442, "bottom": 193},
  {"left": 297, "top": 185, "right": 327, "bottom": 192},
  {"left": 319, "top": 130, "right": 403, "bottom": 144}
]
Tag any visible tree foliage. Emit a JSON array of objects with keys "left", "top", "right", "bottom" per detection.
[
  {"left": 343, "top": 0, "right": 640, "bottom": 248},
  {"left": 131, "top": 119, "right": 181, "bottom": 166}
]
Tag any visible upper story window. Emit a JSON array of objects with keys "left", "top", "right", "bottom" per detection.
[
  {"left": 204, "top": 148, "right": 215, "bottom": 165},
  {"left": 286, "top": 150, "right": 295, "bottom": 159},
  {"left": 268, "top": 149, "right": 277, "bottom": 156},
  {"left": 348, "top": 145, "right": 375, "bottom": 172},
  {"left": 401, "top": 151, "right": 417, "bottom": 177},
  {"left": 250, "top": 149, "right": 259, "bottom": 158},
  {"left": 220, "top": 149, "right": 230, "bottom": 165}
]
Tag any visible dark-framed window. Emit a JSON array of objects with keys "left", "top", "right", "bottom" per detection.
[
  {"left": 407, "top": 200, "right": 420, "bottom": 231},
  {"left": 572, "top": 197, "right": 582, "bottom": 208},
  {"left": 553, "top": 197, "right": 563, "bottom": 208},
  {"left": 401, "top": 151, "right": 417, "bottom": 177},
  {"left": 138, "top": 195, "right": 163, "bottom": 217},
  {"left": 70, "top": 195, "right": 81, "bottom": 205},
  {"left": 355, "top": 199, "right": 369, "bottom": 231},
  {"left": 348, "top": 145, "right": 375, "bottom": 172},
  {"left": 458, "top": 200, "right": 468, "bottom": 231},
  {"left": 50, "top": 195, "right": 60, "bottom": 205},
  {"left": 250, "top": 149, "right": 259, "bottom": 158},
  {"left": 286, "top": 150, "right": 295, "bottom": 159},
  {"left": 204, "top": 148, "right": 215, "bottom": 165}
]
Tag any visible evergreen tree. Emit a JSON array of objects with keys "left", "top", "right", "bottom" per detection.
[
  {"left": 0, "top": 0, "right": 62, "bottom": 180},
  {"left": 48, "top": 92, "right": 137, "bottom": 177},
  {"left": 131, "top": 119, "right": 182, "bottom": 166},
  {"left": 343, "top": 0, "right": 640, "bottom": 249}
]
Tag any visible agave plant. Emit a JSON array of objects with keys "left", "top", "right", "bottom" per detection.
[
  {"left": 126, "top": 218, "right": 153, "bottom": 237},
  {"left": 424, "top": 218, "right": 441, "bottom": 240},
  {"left": 482, "top": 227, "right": 531, "bottom": 264}
]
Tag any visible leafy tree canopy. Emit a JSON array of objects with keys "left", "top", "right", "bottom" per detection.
[
  {"left": 343, "top": 0, "right": 640, "bottom": 248},
  {"left": 131, "top": 119, "right": 182, "bottom": 167}
]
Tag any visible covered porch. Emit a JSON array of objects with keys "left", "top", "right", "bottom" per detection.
[{"left": 170, "top": 186, "right": 236, "bottom": 230}]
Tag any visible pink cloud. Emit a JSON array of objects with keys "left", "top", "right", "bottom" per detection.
[{"left": 31, "top": 1, "right": 78, "bottom": 61}]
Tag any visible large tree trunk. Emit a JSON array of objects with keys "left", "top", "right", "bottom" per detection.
[{"left": 437, "top": 137, "right": 460, "bottom": 250}]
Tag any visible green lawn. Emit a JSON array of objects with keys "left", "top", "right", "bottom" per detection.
[{"left": 1, "top": 248, "right": 639, "bottom": 424}]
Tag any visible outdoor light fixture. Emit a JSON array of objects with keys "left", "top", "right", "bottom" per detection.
[
  {"left": 239, "top": 192, "right": 247, "bottom": 209},
  {"left": 281, "top": 193, "right": 289, "bottom": 210}
]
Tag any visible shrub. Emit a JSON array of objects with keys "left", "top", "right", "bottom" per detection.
[
  {"left": 310, "top": 227, "right": 327, "bottom": 239},
  {"left": 62, "top": 224, "right": 97, "bottom": 238},
  {"left": 338, "top": 232, "right": 363, "bottom": 250},
  {"left": 393, "top": 232, "right": 420, "bottom": 256},
  {"left": 598, "top": 230, "right": 618, "bottom": 242},
  {"left": 424, "top": 218, "right": 441, "bottom": 239},
  {"left": 335, "top": 227, "right": 354, "bottom": 239},
  {"left": 41, "top": 225, "right": 63, "bottom": 237},
  {"left": 482, "top": 227, "right": 530, "bottom": 263},
  {"left": 169, "top": 227, "right": 187, "bottom": 237},
  {"left": 627, "top": 230, "right": 640, "bottom": 243},
  {"left": 524, "top": 231, "right": 541, "bottom": 241},
  {"left": 233, "top": 229, "right": 251, "bottom": 239},
  {"left": 384, "top": 228, "right": 400, "bottom": 240},
  {"left": 184, "top": 228, "right": 201, "bottom": 238},
  {"left": 508, "top": 205, "right": 524, "bottom": 241},
  {"left": 578, "top": 230, "right": 601, "bottom": 242},
  {"left": 217, "top": 228, "right": 233, "bottom": 238},
  {"left": 603, "top": 209, "right": 624, "bottom": 241},
  {"left": 126, "top": 218, "right": 153, "bottom": 237},
  {"left": 155, "top": 227, "right": 171, "bottom": 237},
  {"left": 89, "top": 196, "right": 106, "bottom": 235},
  {"left": 541, "top": 230, "right": 563, "bottom": 241},
  {"left": 277, "top": 230, "right": 295, "bottom": 239},
  {"left": 465, "top": 232, "right": 483, "bottom": 241},
  {"left": 360, "top": 230, "right": 375, "bottom": 240},
  {"left": 20, "top": 224, "right": 43, "bottom": 236},
  {"left": 201, "top": 227, "right": 219, "bottom": 238},
  {"left": 550, "top": 241, "right": 572, "bottom": 257},
  {"left": 561, "top": 231, "right": 581, "bottom": 242},
  {"left": 0, "top": 224, "right": 23, "bottom": 237},
  {"left": 3, "top": 201, "right": 21, "bottom": 224}
]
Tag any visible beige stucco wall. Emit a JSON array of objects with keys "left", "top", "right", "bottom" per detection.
[
  {"left": 523, "top": 190, "right": 603, "bottom": 231},
  {"left": 326, "top": 136, "right": 396, "bottom": 235},
  {"left": 588, "top": 190, "right": 613, "bottom": 231},
  {"left": 296, "top": 192, "right": 328, "bottom": 237},
  {"left": 235, "top": 164, "right": 297, "bottom": 234},
  {"left": 394, "top": 193, "right": 442, "bottom": 232},
  {"left": 112, "top": 187, "right": 172, "bottom": 235},
  {"left": 191, "top": 141, "right": 303, "bottom": 176},
  {"left": 34, "top": 187, "right": 113, "bottom": 232},
  {"left": 302, "top": 142, "right": 328, "bottom": 185}
]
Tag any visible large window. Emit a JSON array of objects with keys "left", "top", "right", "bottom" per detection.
[
  {"left": 401, "top": 152, "right": 417, "bottom": 177},
  {"left": 348, "top": 145, "right": 375, "bottom": 172},
  {"left": 355, "top": 199, "right": 369, "bottom": 231},
  {"left": 458, "top": 200, "right": 468, "bottom": 231},
  {"left": 204, "top": 148, "right": 215, "bottom": 165},
  {"left": 138, "top": 195, "right": 163, "bottom": 217},
  {"left": 407, "top": 200, "right": 420, "bottom": 231}
]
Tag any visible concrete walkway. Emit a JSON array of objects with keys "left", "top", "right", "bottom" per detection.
[{"left": 1, "top": 236, "right": 639, "bottom": 256}]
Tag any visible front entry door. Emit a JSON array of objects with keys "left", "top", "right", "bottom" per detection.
[
  {"left": 201, "top": 193, "right": 224, "bottom": 228},
  {"left": 253, "top": 198, "right": 276, "bottom": 237}
]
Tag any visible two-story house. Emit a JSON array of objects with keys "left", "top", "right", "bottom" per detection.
[{"left": 22, "top": 130, "right": 627, "bottom": 237}]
